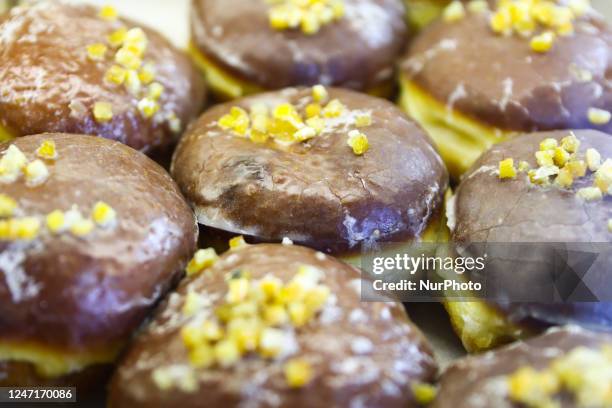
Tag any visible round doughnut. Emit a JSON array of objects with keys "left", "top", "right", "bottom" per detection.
[
  {"left": 444, "top": 129, "right": 612, "bottom": 352},
  {"left": 399, "top": 0, "right": 612, "bottom": 178},
  {"left": 433, "top": 326, "right": 612, "bottom": 408},
  {"left": 0, "top": 133, "right": 197, "bottom": 387},
  {"left": 0, "top": 2, "right": 205, "bottom": 156},
  {"left": 108, "top": 243, "right": 437, "bottom": 408},
  {"left": 171, "top": 86, "right": 448, "bottom": 256},
  {"left": 189, "top": 0, "right": 407, "bottom": 100}
]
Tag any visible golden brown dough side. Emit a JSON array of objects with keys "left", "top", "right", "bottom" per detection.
[
  {"left": 0, "top": 134, "right": 198, "bottom": 383},
  {"left": 171, "top": 87, "right": 448, "bottom": 253},
  {"left": 108, "top": 244, "right": 437, "bottom": 408},
  {"left": 190, "top": 0, "right": 407, "bottom": 92},
  {"left": 0, "top": 2, "right": 205, "bottom": 155}
]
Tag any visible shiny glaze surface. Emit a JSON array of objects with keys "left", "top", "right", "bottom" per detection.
[
  {"left": 0, "top": 134, "right": 197, "bottom": 351},
  {"left": 171, "top": 87, "right": 448, "bottom": 253},
  {"left": 401, "top": 8, "right": 612, "bottom": 133},
  {"left": 0, "top": 2, "right": 205, "bottom": 155},
  {"left": 109, "top": 244, "right": 437, "bottom": 408},
  {"left": 191, "top": 0, "right": 407, "bottom": 91}
]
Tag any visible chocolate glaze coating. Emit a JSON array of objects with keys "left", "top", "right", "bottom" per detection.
[
  {"left": 0, "top": 2, "right": 205, "bottom": 155},
  {"left": 171, "top": 87, "right": 448, "bottom": 253},
  {"left": 108, "top": 244, "right": 437, "bottom": 408},
  {"left": 401, "top": 7, "right": 612, "bottom": 133},
  {"left": 433, "top": 326, "right": 612, "bottom": 408},
  {"left": 0, "top": 134, "right": 197, "bottom": 362},
  {"left": 451, "top": 129, "right": 612, "bottom": 330},
  {"left": 191, "top": 0, "right": 407, "bottom": 91}
]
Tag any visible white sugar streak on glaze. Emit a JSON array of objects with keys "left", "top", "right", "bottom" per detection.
[{"left": 0, "top": 242, "right": 42, "bottom": 303}]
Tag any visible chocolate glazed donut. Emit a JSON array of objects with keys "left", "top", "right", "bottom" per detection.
[
  {"left": 108, "top": 243, "right": 438, "bottom": 408},
  {"left": 446, "top": 129, "right": 612, "bottom": 352},
  {"left": 433, "top": 326, "right": 612, "bottom": 408},
  {"left": 189, "top": 0, "right": 407, "bottom": 99},
  {"left": 171, "top": 87, "right": 448, "bottom": 255},
  {"left": 0, "top": 134, "right": 198, "bottom": 389},
  {"left": 399, "top": 0, "right": 612, "bottom": 178},
  {"left": 0, "top": 2, "right": 205, "bottom": 157}
]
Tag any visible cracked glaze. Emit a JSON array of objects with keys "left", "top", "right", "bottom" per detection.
[
  {"left": 0, "top": 2, "right": 205, "bottom": 155},
  {"left": 0, "top": 134, "right": 197, "bottom": 351},
  {"left": 433, "top": 326, "right": 612, "bottom": 408},
  {"left": 401, "top": 8, "right": 612, "bottom": 134},
  {"left": 190, "top": 0, "right": 407, "bottom": 91},
  {"left": 171, "top": 88, "right": 448, "bottom": 253},
  {"left": 108, "top": 244, "right": 437, "bottom": 408}
]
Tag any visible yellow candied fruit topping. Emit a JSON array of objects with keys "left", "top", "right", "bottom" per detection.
[
  {"left": 229, "top": 235, "right": 248, "bottom": 249},
  {"left": 151, "top": 366, "right": 197, "bottom": 393},
  {"left": 284, "top": 358, "right": 313, "bottom": 388},
  {"left": 216, "top": 86, "right": 371, "bottom": 151},
  {"left": 530, "top": 31, "right": 555, "bottom": 53},
  {"left": 86, "top": 43, "right": 107, "bottom": 61},
  {"left": 214, "top": 339, "right": 241, "bottom": 367},
  {"left": 553, "top": 146, "right": 570, "bottom": 167},
  {"left": 98, "top": 5, "right": 118, "bottom": 21},
  {"left": 443, "top": 1, "right": 466, "bottom": 23},
  {"left": 550, "top": 346, "right": 612, "bottom": 407},
  {"left": 355, "top": 113, "right": 372, "bottom": 128},
  {"left": 186, "top": 248, "right": 219, "bottom": 277},
  {"left": 92, "top": 201, "right": 116, "bottom": 227},
  {"left": 104, "top": 65, "right": 127, "bottom": 85},
  {"left": 107, "top": 27, "right": 127, "bottom": 48},
  {"left": 0, "top": 194, "right": 17, "bottom": 218},
  {"left": 46, "top": 210, "right": 66, "bottom": 234},
  {"left": 411, "top": 382, "right": 438, "bottom": 405},
  {"left": 539, "top": 137, "right": 558, "bottom": 151},
  {"left": 218, "top": 106, "right": 251, "bottom": 136},
  {"left": 115, "top": 46, "right": 142, "bottom": 70},
  {"left": 555, "top": 166, "right": 574, "bottom": 188},
  {"left": 347, "top": 130, "right": 369, "bottom": 156},
  {"left": 507, "top": 366, "right": 560, "bottom": 407},
  {"left": 587, "top": 107, "right": 612, "bottom": 125},
  {"left": 177, "top": 263, "right": 331, "bottom": 374},
  {"left": 24, "top": 159, "right": 49, "bottom": 186},
  {"left": 499, "top": 158, "right": 517, "bottom": 179},
  {"left": 36, "top": 140, "right": 57, "bottom": 160},
  {"left": 139, "top": 63, "right": 156, "bottom": 85},
  {"left": 125, "top": 28, "right": 148, "bottom": 53},
  {"left": 125, "top": 69, "right": 142, "bottom": 95},
  {"left": 226, "top": 277, "right": 250, "bottom": 303},
  {"left": 489, "top": 0, "right": 592, "bottom": 52},
  {"left": 305, "top": 103, "right": 322, "bottom": 119},
  {"left": 312, "top": 84, "right": 328, "bottom": 103},
  {"left": 594, "top": 159, "right": 612, "bottom": 195},
  {"left": 322, "top": 98, "right": 345, "bottom": 118},
  {"left": 137, "top": 97, "right": 160, "bottom": 119},
  {"left": 0, "top": 217, "right": 41, "bottom": 241},
  {"left": 576, "top": 187, "right": 603, "bottom": 202},
  {"left": 93, "top": 102, "right": 113, "bottom": 123},
  {"left": 0, "top": 145, "right": 28, "bottom": 184},
  {"left": 565, "top": 160, "right": 586, "bottom": 178},
  {"left": 586, "top": 148, "right": 602, "bottom": 171},
  {"left": 70, "top": 218, "right": 95, "bottom": 237},
  {"left": 561, "top": 133, "right": 580, "bottom": 153},
  {"left": 535, "top": 150, "right": 554, "bottom": 167},
  {"left": 268, "top": 0, "right": 345, "bottom": 35},
  {"left": 148, "top": 82, "right": 164, "bottom": 100},
  {"left": 188, "top": 343, "right": 215, "bottom": 369}
]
